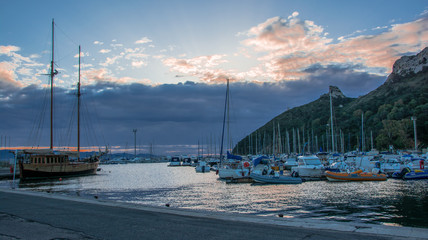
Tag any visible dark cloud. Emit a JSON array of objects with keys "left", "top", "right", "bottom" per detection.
[{"left": 0, "top": 68, "right": 386, "bottom": 154}]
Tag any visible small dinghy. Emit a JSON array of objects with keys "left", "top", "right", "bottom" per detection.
[{"left": 392, "top": 167, "right": 428, "bottom": 180}]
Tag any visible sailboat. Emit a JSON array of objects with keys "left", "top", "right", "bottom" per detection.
[
  {"left": 217, "top": 78, "right": 251, "bottom": 180},
  {"left": 16, "top": 19, "right": 101, "bottom": 180}
]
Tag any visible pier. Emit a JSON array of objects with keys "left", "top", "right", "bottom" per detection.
[{"left": 1, "top": 188, "right": 427, "bottom": 240}]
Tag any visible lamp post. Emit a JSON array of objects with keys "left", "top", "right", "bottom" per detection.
[{"left": 411, "top": 117, "right": 417, "bottom": 151}]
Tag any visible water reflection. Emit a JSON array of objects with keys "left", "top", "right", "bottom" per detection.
[{"left": 2, "top": 163, "right": 427, "bottom": 228}]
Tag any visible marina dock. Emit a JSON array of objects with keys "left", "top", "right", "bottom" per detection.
[{"left": 1, "top": 188, "right": 427, "bottom": 240}]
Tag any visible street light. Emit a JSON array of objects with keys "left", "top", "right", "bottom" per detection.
[{"left": 411, "top": 116, "right": 417, "bottom": 151}]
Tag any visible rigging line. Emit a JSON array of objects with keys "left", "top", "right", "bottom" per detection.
[
  {"left": 82, "top": 98, "right": 98, "bottom": 147},
  {"left": 83, "top": 88, "right": 106, "bottom": 148},
  {"left": 28, "top": 77, "right": 50, "bottom": 148},
  {"left": 55, "top": 48, "right": 78, "bottom": 66},
  {"left": 54, "top": 22, "right": 79, "bottom": 47},
  {"left": 64, "top": 95, "right": 78, "bottom": 148}
]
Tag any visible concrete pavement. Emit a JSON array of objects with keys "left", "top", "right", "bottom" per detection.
[{"left": 1, "top": 188, "right": 427, "bottom": 240}]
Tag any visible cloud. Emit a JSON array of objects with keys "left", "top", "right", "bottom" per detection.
[
  {"left": 0, "top": 66, "right": 381, "bottom": 154},
  {"left": 0, "top": 62, "right": 22, "bottom": 90},
  {"left": 83, "top": 68, "right": 151, "bottom": 85},
  {"left": 99, "top": 49, "right": 111, "bottom": 54},
  {"left": 162, "top": 54, "right": 230, "bottom": 82},
  {"left": 0, "top": 45, "right": 21, "bottom": 55},
  {"left": 135, "top": 37, "right": 153, "bottom": 44},
  {"left": 236, "top": 13, "right": 428, "bottom": 82},
  {"left": 131, "top": 60, "right": 147, "bottom": 68}
]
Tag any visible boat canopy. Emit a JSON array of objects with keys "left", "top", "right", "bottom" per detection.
[
  {"left": 252, "top": 156, "right": 269, "bottom": 167},
  {"left": 227, "top": 151, "right": 242, "bottom": 160}
]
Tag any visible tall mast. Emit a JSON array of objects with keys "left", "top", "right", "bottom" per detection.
[
  {"left": 77, "top": 45, "right": 81, "bottom": 154},
  {"left": 361, "top": 112, "right": 364, "bottom": 152},
  {"left": 50, "top": 19, "right": 55, "bottom": 150},
  {"left": 219, "top": 78, "right": 229, "bottom": 165},
  {"left": 329, "top": 87, "right": 335, "bottom": 153}
]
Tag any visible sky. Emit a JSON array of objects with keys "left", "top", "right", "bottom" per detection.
[{"left": 1, "top": 0, "right": 428, "bottom": 156}]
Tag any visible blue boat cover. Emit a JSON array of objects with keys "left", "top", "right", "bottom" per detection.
[
  {"left": 252, "top": 156, "right": 269, "bottom": 167},
  {"left": 227, "top": 151, "right": 242, "bottom": 160}
]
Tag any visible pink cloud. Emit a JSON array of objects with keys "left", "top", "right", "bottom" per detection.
[
  {"left": 83, "top": 68, "right": 151, "bottom": 85},
  {"left": 237, "top": 13, "right": 428, "bottom": 82},
  {"left": 0, "top": 62, "right": 22, "bottom": 89},
  {"left": 162, "top": 55, "right": 229, "bottom": 82},
  {"left": 0, "top": 45, "right": 20, "bottom": 55}
]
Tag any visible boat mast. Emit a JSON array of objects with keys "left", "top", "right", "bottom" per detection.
[
  {"left": 329, "top": 87, "right": 335, "bottom": 153},
  {"left": 50, "top": 19, "right": 55, "bottom": 150},
  {"left": 77, "top": 45, "right": 81, "bottom": 154},
  {"left": 361, "top": 112, "right": 364, "bottom": 153},
  {"left": 219, "top": 78, "right": 229, "bottom": 165}
]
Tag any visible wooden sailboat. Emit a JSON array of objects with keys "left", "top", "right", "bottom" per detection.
[{"left": 17, "top": 19, "right": 101, "bottom": 180}]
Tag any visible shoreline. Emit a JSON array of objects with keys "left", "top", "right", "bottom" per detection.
[{"left": 1, "top": 188, "right": 427, "bottom": 240}]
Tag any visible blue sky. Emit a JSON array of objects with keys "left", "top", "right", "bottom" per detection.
[{"left": 1, "top": 0, "right": 427, "bottom": 155}]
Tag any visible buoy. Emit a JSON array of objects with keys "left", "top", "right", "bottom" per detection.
[
  {"left": 243, "top": 161, "right": 250, "bottom": 168},
  {"left": 59, "top": 178, "right": 62, "bottom": 181},
  {"left": 278, "top": 214, "right": 284, "bottom": 218}
]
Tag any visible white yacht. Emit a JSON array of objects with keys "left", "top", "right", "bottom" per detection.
[{"left": 291, "top": 155, "right": 325, "bottom": 180}]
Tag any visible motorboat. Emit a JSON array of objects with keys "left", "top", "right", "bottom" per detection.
[
  {"left": 283, "top": 156, "right": 298, "bottom": 170},
  {"left": 249, "top": 155, "right": 302, "bottom": 184},
  {"left": 217, "top": 152, "right": 251, "bottom": 179},
  {"left": 181, "top": 156, "right": 192, "bottom": 166},
  {"left": 168, "top": 156, "right": 181, "bottom": 167},
  {"left": 250, "top": 172, "right": 302, "bottom": 184},
  {"left": 195, "top": 161, "right": 210, "bottom": 173},
  {"left": 291, "top": 155, "right": 325, "bottom": 180},
  {"left": 325, "top": 169, "right": 387, "bottom": 182}
]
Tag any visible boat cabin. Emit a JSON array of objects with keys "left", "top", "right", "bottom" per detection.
[
  {"left": 29, "top": 155, "right": 69, "bottom": 164},
  {"left": 297, "top": 156, "right": 322, "bottom": 166}
]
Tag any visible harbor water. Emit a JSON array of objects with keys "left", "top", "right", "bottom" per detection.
[{"left": 1, "top": 162, "right": 427, "bottom": 228}]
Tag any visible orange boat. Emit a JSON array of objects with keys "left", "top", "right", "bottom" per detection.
[{"left": 325, "top": 170, "right": 387, "bottom": 182}]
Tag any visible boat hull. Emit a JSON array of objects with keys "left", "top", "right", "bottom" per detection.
[
  {"left": 291, "top": 167, "right": 325, "bottom": 180},
  {"left": 195, "top": 165, "right": 210, "bottom": 173},
  {"left": 325, "top": 171, "right": 387, "bottom": 182},
  {"left": 19, "top": 162, "right": 99, "bottom": 180},
  {"left": 218, "top": 168, "right": 250, "bottom": 179},
  {"left": 403, "top": 169, "right": 428, "bottom": 180},
  {"left": 250, "top": 173, "right": 302, "bottom": 184}
]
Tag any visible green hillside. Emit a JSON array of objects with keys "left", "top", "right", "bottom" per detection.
[{"left": 233, "top": 64, "right": 428, "bottom": 155}]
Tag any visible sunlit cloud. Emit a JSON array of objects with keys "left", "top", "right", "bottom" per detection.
[
  {"left": 0, "top": 45, "right": 21, "bottom": 55},
  {"left": 131, "top": 60, "right": 147, "bottom": 68},
  {"left": 83, "top": 68, "right": 152, "bottom": 85},
  {"left": 0, "top": 62, "right": 22, "bottom": 89},
  {"left": 135, "top": 37, "right": 152, "bottom": 44},
  {"left": 237, "top": 13, "right": 428, "bottom": 81},
  {"left": 99, "top": 49, "right": 111, "bottom": 54},
  {"left": 162, "top": 54, "right": 232, "bottom": 83}
]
